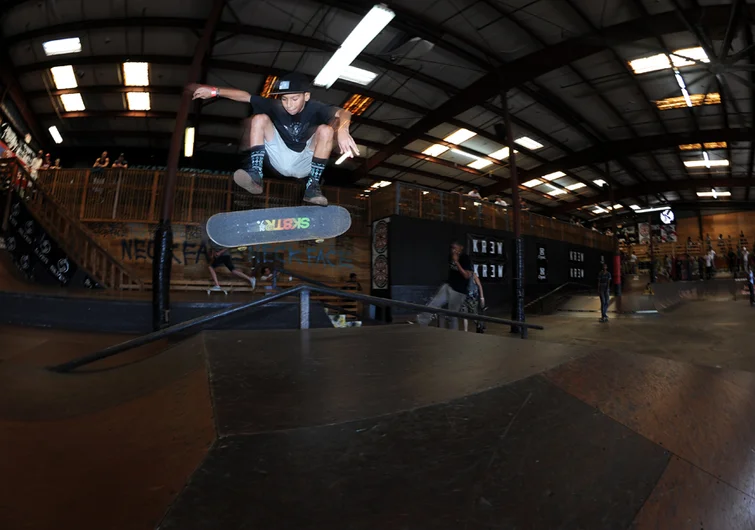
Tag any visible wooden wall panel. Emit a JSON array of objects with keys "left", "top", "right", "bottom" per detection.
[{"left": 83, "top": 222, "right": 370, "bottom": 287}]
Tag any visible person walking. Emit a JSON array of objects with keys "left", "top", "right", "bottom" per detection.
[{"left": 598, "top": 263, "right": 612, "bottom": 323}]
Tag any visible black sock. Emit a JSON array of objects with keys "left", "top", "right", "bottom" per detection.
[
  {"left": 247, "top": 145, "right": 265, "bottom": 175},
  {"left": 307, "top": 157, "right": 327, "bottom": 187}
]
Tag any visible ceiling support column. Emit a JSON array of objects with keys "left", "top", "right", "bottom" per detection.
[{"left": 152, "top": 0, "right": 226, "bottom": 331}]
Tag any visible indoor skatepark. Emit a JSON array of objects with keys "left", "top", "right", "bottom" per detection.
[{"left": 3, "top": 0, "right": 755, "bottom": 527}]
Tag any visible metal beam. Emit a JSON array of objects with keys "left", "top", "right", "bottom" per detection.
[
  {"left": 485, "top": 127, "right": 753, "bottom": 196},
  {"left": 359, "top": 4, "right": 746, "bottom": 172},
  {"left": 550, "top": 178, "right": 749, "bottom": 214},
  {"left": 153, "top": 0, "right": 225, "bottom": 331}
]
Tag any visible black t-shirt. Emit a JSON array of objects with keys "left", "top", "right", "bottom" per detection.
[
  {"left": 249, "top": 95, "right": 338, "bottom": 153},
  {"left": 448, "top": 253, "right": 472, "bottom": 294}
]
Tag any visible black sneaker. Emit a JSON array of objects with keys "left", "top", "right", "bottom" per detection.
[
  {"left": 233, "top": 168, "right": 263, "bottom": 195},
  {"left": 303, "top": 180, "right": 328, "bottom": 206}
]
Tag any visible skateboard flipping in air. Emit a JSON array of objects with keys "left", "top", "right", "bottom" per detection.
[{"left": 191, "top": 71, "right": 359, "bottom": 246}]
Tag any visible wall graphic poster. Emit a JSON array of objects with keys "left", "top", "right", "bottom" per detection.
[
  {"left": 5, "top": 193, "right": 98, "bottom": 288},
  {"left": 537, "top": 244, "right": 547, "bottom": 283},
  {"left": 569, "top": 249, "right": 585, "bottom": 280},
  {"left": 660, "top": 224, "right": 677, "bottom": 243},
  {"left": 371, "top": 217, "right": 390, "bottom": 290},
  {"left": 467, "top": 234, "right": 507, "bottom": 281}
]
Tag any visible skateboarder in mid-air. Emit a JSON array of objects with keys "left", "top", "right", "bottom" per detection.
[{"left": 191, "top": 72, "right": 360, "bottom": 207}]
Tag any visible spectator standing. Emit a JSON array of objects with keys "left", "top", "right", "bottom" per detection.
[
  {"left": 705, "top": 248, "right": 716, "bottom": 280},
  {"left": 112, "top": 153, "right": 128, "bottom": 168},
  {"left": 598, "top": 263, "right": 612, "bottom": 323},
  {"left": 30, "top": 149, "right": 43, "bottom": 180},
  {"left": 744, "top": 247, "right": 750, "bottom": 273},
  {"left": 461, "top": 272, "right": 486, "bottom": 333},
  {"left": 92, "top": 151, "right": 110, "bottom": 169}
]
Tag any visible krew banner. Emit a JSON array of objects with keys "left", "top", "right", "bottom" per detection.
[
  {"left": 468, "top": 234, "right": 507, "bottom": 282},
  {"left": 537, "top": 245, "right": 548, "bottom": 283},
  {"left": 569, "top": 249, "right": 585, "bottom": 280},
  {"left": 5, "top": 194, "right": 99, "bottom": 288}
]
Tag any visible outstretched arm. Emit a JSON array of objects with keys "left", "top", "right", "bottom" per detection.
[
  {"left": 191, "top": 84, "right": 252, "bottom": 103},
  {"left": 333, "top": 108, "right": 360, "bottom": 158}
]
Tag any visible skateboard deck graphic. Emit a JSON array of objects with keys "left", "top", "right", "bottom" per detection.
[{"left": 206, "top": 205, "right": 352, "bottom": 247}]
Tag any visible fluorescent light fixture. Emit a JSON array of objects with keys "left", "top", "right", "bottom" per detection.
[
  {"left": 126, "top": 92, "right": 151, "bottom": 110},
  {"left": 593, "top": 206, "right": 608, "bottom": 214},
  {"left": 50, "top": 65, "right": 78, "bottom": 89},
  {"left": 630, "top": 205, "right": 641, "bottom": 210},
  {"left": 593, "top": 179, "right": 607, "bottom": 187},
  {"left": 338, "top": 65, "right": 378, "bottom": 85},
  {"left": 450, "top": 148, "right": 478, "bottom": 160},
  {"left": 684, "top": 159, "right": 729, "bottom": 168},
  {"left": 370, "top": 180, "right": 392, "bottom": 188},
  {"left": 489, "top": 147, "right": 511, "bottom": 160},
  {"left": 313, "top": 4, "right": 395, "bottom": 88},
  {"left": 123, "top": 62, "right": 150, "bottom": 86},
  {"left": 629, "top": 46, "right": 709, "bottom": 74},
  {"left": 422, "top": 190, "right": 430, "bottom": 195},
  {"left": 671, "top": 47, "right": 709, "bottom": 67},
  {"left": 335, "top": 153, "right": 350, "bottom": 165},
  {"left": 469, "top": 159, "right": 493, "bottom": 170},
  {"left": 697, "top": 190, "right": 731, "bottom": 197},
  {"left": 523, "top": 179, "right": 542, "bottom": 188},
  {"left": 629, "top": 53, "right": 670, "bottom": 74},
  {"left": 566, "top": 182, "right": 587, "bottom": 191},
  {"left": 612, "top": 204, "right": 623, "bottom": 209},
  {"left": 542, "top": 171, "right": 566, "bottom": 181},
  {"left": 43, "top": 37, "right": 82, "bottom": 56},
  {"left": 656, "top": 93, "right": 720, "bottom": 110},
  {"left": 422, "top": 144, "right": 449, "bottom": 157},
  {"left": 48, "top": 126, "right": 63, "bottom": 144},
  {"left": 547, "top": 189, "right": 567, "bottom": 196},
  {"left": 184, "top": 127, "right": 195, "bottom": 157},
  {"left": 635, "top": 206, "right": 671, "bottom": 214},
  {"left": 60, "top": 93, "right": 85, "bottom": 111},
  {"left": 515, "top": 136, "right": 543, "bottom": 150},
  {"left": 444, "top": 128, "right": 476, "bottom": 144},
  {"left": 679, "top": 141, "right": 727, "bottom": 151}
]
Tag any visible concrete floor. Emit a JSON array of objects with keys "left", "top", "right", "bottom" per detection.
[
  {"left": 486, "top": 299, "right": 755, "bottom": 372},
  {"left": 2, "top": 297, "right": 754, "bottom": 529}
]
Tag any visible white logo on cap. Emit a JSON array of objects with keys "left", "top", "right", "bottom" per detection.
[{"left": 279, "top": 81, "right": 290, "bottom": 90}]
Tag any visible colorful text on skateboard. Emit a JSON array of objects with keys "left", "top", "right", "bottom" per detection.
[{"left": 257, "top": 217, "right": 310, "bottom": 231}]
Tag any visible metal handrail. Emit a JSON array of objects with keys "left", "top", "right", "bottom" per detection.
[
  {"left": 524, "top": 282, "right": 591, "bottom": 309},
  {"left": 48, "top": 284, "right": 543, "bottom": 373}
]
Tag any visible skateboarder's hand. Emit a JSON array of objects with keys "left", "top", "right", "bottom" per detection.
[
  {"left": 337, "top": 129, "right": 360, "bottom": 158},
  {"left": 191, "top": 85, "right": 215, "bottom": 100}
]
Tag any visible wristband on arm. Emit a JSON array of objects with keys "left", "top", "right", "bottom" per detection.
[{"left": 210, "top": 87, "right": 218, "bottom": 98}]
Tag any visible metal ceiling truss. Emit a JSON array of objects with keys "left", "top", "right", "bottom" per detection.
[{"left": 5, "top": 3, "right": 754, "bottom": 210}]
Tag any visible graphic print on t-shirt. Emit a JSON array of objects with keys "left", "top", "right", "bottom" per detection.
[{"left": 249, "top": 95, "right": 337, "bottom": 152}]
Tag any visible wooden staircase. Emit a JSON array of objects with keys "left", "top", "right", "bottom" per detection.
[{"left": 1, "top": 159, "right": 143, "bottom": 290}]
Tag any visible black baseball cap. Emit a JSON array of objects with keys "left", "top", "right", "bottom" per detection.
[{"left": 270, "top": 72, "right": 311, "bottom": 95}]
